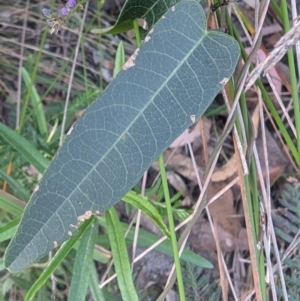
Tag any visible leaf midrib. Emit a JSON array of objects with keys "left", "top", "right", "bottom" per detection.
[{"left": 68, "top": 30, "right": 207, "bottom": 208}]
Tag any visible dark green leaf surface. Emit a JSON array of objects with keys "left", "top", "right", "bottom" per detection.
[
  {"left": 5, "top": 0, "right": 240, "bottom": 272},
  {"left": 91, "top": 0, "right": 181, "bottom": 34}
]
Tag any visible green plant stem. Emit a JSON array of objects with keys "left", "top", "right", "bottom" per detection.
[
  {"left": 158, "top": 155, "right": 186, "bottom": 301},
  {"left": 250, "top": 158, "right": 266, "bottom": 299},
  {"left": 270, "top": 0, "right": 283, "bottom": 20},
  {"left": 281, "top": 0, "right": 300, "bottom": 168}
]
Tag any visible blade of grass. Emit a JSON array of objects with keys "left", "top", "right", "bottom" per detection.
[
  {"left": 0, "top": 122, "right": 49, "bottom": 173},
  {"left": 226, "top": 9, "right": 266, "bottom": 299},
  {"left": 0, "top": 170, "right": 30, "bottom": 201},
  {"left": 18, "top": 28, "right": 48, "bottom": 133},
  {"left": 0, "top": 218, "right": 20, "bottom": 243},
  {"left": 113, "top": 41, "right": 125, "bottom": 78},
  {"left": 105, "top": 207, "right": 139, "bottom": 301},
  {"left": 89, "top": 263, "right": 107, "bottom": 301},
  {"left": 97, "top": 216, "right": 213, "bottom": 269},
  {"left": 72, "top": 240, "right": 109, "bottom": 264},
  {"left": 280, "top": 0, "right": 300, "bottom": 167},
  {"left": 270, "top": 0, "right": 283, "bottom": 21},
  {"left": 0, "top": 190, "right": 25, "bottom": 216},
  {"left": 158, "top": 154, "right": 186, "bottom": 301},
  {"left": 122, "top": 190, "right": 170, "bottom": 239},
  {"left": 68, "top": 217, "right": 98, "bottom": 301},
  {"left": 250, "top": 158, "right": 266, "bottom": 299},
  {"left": 22, "top": 67, "right": 48, "bottom": 138},
  {"left": 41, "top": 49, "right": 77, "bottom": 100}
]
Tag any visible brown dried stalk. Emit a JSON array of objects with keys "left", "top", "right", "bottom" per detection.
[{"left": 245, "top": 15, "right": 300, "bottom": 91}]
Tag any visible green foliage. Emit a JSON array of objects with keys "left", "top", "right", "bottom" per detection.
[
  {"left": 0, "top": 0, "right": 252, "bottom": 299},
  {"left": 5, "top": 0, "right": 239, "bottom": 273},
  {"left": 91, "top": 0, "right": 182, "bottom": 35},
  {"left": 184, "top": 262, "right": 221, "bottom": 301}
]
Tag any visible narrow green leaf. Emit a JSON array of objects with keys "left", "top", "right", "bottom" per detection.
[
  {"left": 5, "top": 0, "right": 240, "bottom": 272},
  {"left": 0, "top": 258, "right": 5, "bottom": 272},
  {"left": 113, "top": 41, "right": 125, "bottom": 78},
  {"left": 89, "top": 263, "right": 107, "bottom": 301},
  {"left": 91, "top": 20, "right": 134, "bottom": 35},
  {"left": 36, "top": 285, "right": 48, "bottom": 301},
  {"left": 0, "top": 123, "right": 49, "bottom": 173},
  {"left": 0, "top": 218, "right": 20, "bottom": 243},
  {"left": 0, "top": 190, "right": 25, "bottom": 216},
  {"left": 97, "top": 216, "right": 213, "bottom": 269},
  {"left": 22, "top": 67, "right": 48, "bottom": 137},
  {"left": 122, "top": 190, "right": 170, "bottom": 239},
  {"left": 10, "top": 276, "right": 32, "bottom": 291},
  {"left": 0, "top": 169, "right": 30, "bottom": 201},
  {"left": 68, "top": 217, "right": 98, "bottom": 301},
  {"left": 91, "top": 0, "right": 181, "bottom": 35},
  {"left": 24, "top": 218, "right": 94, "bottom": 301},
  {"left": 73, "top": 241, "right": 109, "bottom": 264},
  {"left": 134, "top": 236, "right": 214, "bottom": 269},
  {"left": 106, "top": 207, "right": 139, "bottom": 301}
]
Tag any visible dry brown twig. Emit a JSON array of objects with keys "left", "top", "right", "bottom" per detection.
[{"left": 245, "top": 14, "right": 300, "bottom": 91}]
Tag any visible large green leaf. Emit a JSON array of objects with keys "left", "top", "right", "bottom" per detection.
[{"left": 5, "top": 0, "right": 240, "bottom": 272}]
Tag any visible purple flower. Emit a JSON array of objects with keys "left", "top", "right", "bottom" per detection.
[
  {"left": 67, "top": 0, "right": 76, "bottom": 8},
  {"left": 61, "top": 6, "right": 69, "bottom": 16}
]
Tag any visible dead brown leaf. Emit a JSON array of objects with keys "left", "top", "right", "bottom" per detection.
[
  {"left": 169, "top": 118, "right": 211, "bottom": 149},
  {"left": 151, "top": 149, "right": 204, "bottom": 183},
  {"left": 211, "top": 155, "right": 237, "bottom": 182},
  {"left": 255, "top": 124, "right": 288, "bottom": 185},
  {"left": 189, "top": 220, "right": 248, "bottom": 252},
  {"left": 208, "top": 182, "right": 241, "bottom": 236}
]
